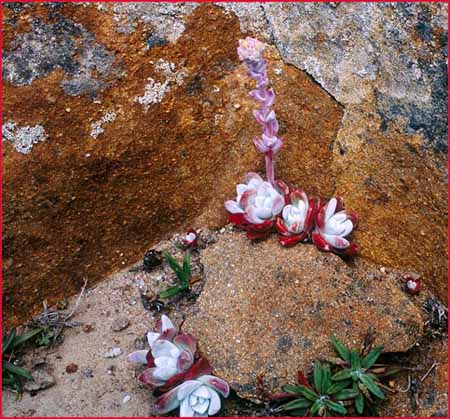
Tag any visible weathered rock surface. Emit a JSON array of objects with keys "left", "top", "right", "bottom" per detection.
[
  {"left": 2, "top": 3, "right": 342, "bottom": 327},
  {"left": 184, "top": 232, "right": 424, "bottom": 401},
  {"left": 2, "top": 2, "right": 447, "bottom": 328},
  {"left": 2, "top": 230, "right": 447, "bottom": 417}
]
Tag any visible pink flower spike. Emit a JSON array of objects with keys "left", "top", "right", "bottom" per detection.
[
  {"left": 237, "top": 37, "right": 283, "bottom": 183},
  {"left": 237, "top": 37, "right": 266, "bottom": 61}
]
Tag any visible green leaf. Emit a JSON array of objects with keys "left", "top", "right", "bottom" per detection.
[
  {"left": 292, "top": 384, "right": 319, "bottom": 401},
  {"left": 360, "top": 374, "right": 385, "bottom": 399},
  {"left": 313, "top": 362, "right": 324, "bottom": 393},
  {"left": 331, "top": 334, "right": 350, "bottom": 362},
  {"left": 326, "top": 400, "right": 347, "bottom": 415},
  {"left": 182, "top": 251, "right": 191, "bottom": 286},
  {"left": 164, "top": 253, "right": 183, "bottom": 280},
  {"left": 355, "top": 392, "right": 365, "bottom": 414},
  {"left": 280, "top": 398, "right": 312, "bottom": 411},
  {"left": 362, "top": 345, "right": 384, "bottom": 369},
  {"left": 327, "top": 379, "right": 352, "bottom": 394},
  {"left": 4, "top": 362, "right": 33, "bottom": 380},
  {"left": 282, "top": 384, "right": 306, "bottom": 394},
  {"left": 333, "top": 389, "right": 360, "bottom": 400},
  {"left": 350, "top": 350, "right": 361, "bottom": 370},
  {"left": 309, "top": 399, "right": 322, "bottom": 416},
  {"left": 159, "top": 286, "right": 182, "bottom": 299},
  {"left": 11, "top": 328, "right": 43, "bottom": 350},
  {"left": 332, "top": 369, "right": 352, "bottom": 381},
  {"left": 3, "top": 329, "right": 17, "bottom": 355},
  {"left": 322, "top": 363, "right": 332, "bottom": 392}
]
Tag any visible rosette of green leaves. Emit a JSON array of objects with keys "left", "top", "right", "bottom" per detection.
[
  {"left": 331, "top": 335, "right": 385, "bottom": 414},
  {"left": 159, "top": 251, "right": 191, "bottom": 299},
  {"left": 279, "top": 362, "right": 358, "bottom": 416}
]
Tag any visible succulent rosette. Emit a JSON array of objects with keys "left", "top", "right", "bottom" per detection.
[
  {"left": 128, "top": 315, "right": 203, "bottom": 392},
  {"left": 155, "top": 375, "right": 230, "bottom": 417},
  {"left": 312, "top": 197, "right": 359, "bottom": 256},
  {"left": 225, "top": 172, "right": 286, "bottom": 240},
  {"left": 275, "top": 189, "right": 315, "bottom": 247},
  {"left": 405, "top": 276, "right": 421, "bottom": 295},
  {"left": 182, "top": 229, "right": 198, "bottom": 248}
]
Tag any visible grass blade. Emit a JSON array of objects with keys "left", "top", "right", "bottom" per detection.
[
  {"left": 11, "top": 328, "right": 43, "bottom": 350},
  {"left": 4, "top": 362, "right": 33, "bottom": 380},
  {"left": 159, "top": 286, "right": 182, "bottom": 299}
]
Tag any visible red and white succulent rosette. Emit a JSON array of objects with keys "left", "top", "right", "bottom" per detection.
[
  {"left": 275, "top": 189, "right": 315, "bottom": 247},
  {"left": 225, "top": 173, "right": 288, "bottom": 240},
  {"left": 312, "top": 197, "right": 359, "bottom": 256},
  {"left": 182, "top": 229, "right": 198, "bottom": 248},
  {"left": 128, "top": 315, "right": 209, "bottom": 394}
]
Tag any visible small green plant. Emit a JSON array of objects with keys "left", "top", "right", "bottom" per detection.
[
  {"left": 278, "top": 362, "right": 358, "bottom": 416},
  {"left": 331, "top": 334, "right": 393, "bottom": 414},
  {"left": 159, "top": 251, "right": 191, "bottom": 299},
  {"left": 2, "top": 328, "right": 42, "bottom": 393},
  {"left": 274, "top": 334, "right": 402, "bottom": 416}
]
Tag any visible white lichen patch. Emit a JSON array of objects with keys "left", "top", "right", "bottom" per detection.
[
  {"left": 2, "top": 121, "right": 47, "bottom": 154},
  {"left": 134, "top": 59, "right": 186, "bottom": 111},
  {"left": 90, "top": 110, "right": 117, "bottom": 139}
]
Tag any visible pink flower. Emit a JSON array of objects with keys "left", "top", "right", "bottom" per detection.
[
  {"left": 182, "top": 229, "right": 198, "bottom": 248},
  {"left": 225, "top": 172, "right": 285, "bottom": 240},
  {"left": 275, "top": 189, "right": 315, "bottom": 247},
  {"left": 237, "top": 37, "right": 282, "bottom": 185},
  {"left": 312, "top": 197, "right": 359, "bottom": 256},
  {"left": 237, "top": 37, "right": 265, "bottom": 62}
]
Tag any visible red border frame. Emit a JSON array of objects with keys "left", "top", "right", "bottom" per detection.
[{"left": 0, "top": 0, "right": 448, "bottom": 418}]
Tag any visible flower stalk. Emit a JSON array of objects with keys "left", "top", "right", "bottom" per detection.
[{"left": 238, "top": 37, "right": 283, "bottom": 186}]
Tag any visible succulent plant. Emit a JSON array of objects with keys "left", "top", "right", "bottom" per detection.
[
  {"left": 182, "top": 229, "right": 198, "bottom": 248},
  {"left": 155, "top": 375, "right": 230, "bottom": 416},
  {"left": 237, "top": 37, "right": 283, "bottom": 186},
  {"left": 159, "top": 251, "right": 191, "bottom": 299},
  {"left": 404, "top": 276, "right": 421, "bottom": 295},
  {"left": 225, "top": 172, "right": 285, "bottom": 240},
  {"left": 331, "top": 335, "right": 386, "bottom": 414},
  {"left": 275, "top": 189, "right": 315, "bottom": 247},
  {"left": 128, "top": 315, "right": 197, "bottom": 389},
  {"left": 312, "top": 197, "right": 359, "bottom": 256},
  {"left": 130, "top": 315, "right": 229, "bottom": 416},
  {"left": 278, "top": 361, "right": 358, "bottom": 416}
]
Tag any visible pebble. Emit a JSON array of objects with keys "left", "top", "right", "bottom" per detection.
[
  {"left": 111, "top": 317, "right": 130, "bottom": 332},
  {"left": 122, "top": 395, "right": 131, "bottom": 404},
  {"left": 104, "top": 347, "right": 122, "bottom": 358},
  {"left": 24, "top": 369, "right": 55, "bottom": 392},
  {"left": 65, "top": 363, "right": 78, "bottom": 374}
]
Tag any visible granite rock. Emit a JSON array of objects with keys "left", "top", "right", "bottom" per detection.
[
  {"left": 2, "top": 4, "right": 341, "bottom": 327},
  {"left": 184, "top": 232, "right": 424, "bottom": 401},
  {"left": 2, "top": 2, "right": 447, "bottom": 328}
]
